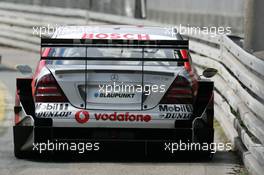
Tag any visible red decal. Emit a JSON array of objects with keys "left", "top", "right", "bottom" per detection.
[
  {"left": 180, "top": 49, "right": 191, "bottom": 72},
  {"left": 75, "top": 110, "right": 89, "bottom": 123},
  {"left": 138, "top": 34, "right": 150, "bottom": 40},
  {"left": 94, "top": 112, "right": 151, "bottom": 122},
  {"left": 88, "top": 33, "right": 94, "bottom": 39},
  {"left": 82, "top": 33, "right": 151, "bottom": 40},
  {"left": 42, "top": 47, "right": 50, "bottom": 57},
  {"left": 82, "top": 33, "right": 87, "bottom": 39},
  {"left": 123, "top": 34, "right": 134, "bottom": 39},
  {"left": 96, "top": 33, "right": 108, "bottom": 39},
  {"left": 15, "top": 113, "right": 20, "bottom": 125},
  {"left": 94, "top": 113, "right": 101, "bottom": 120},
  {"left": 83, "top": 33, "right": 94, "bottom": 39},
  {"left": 180, "top": 49, "right": 188, "bottom": 59},
  {"left": 110, "top": 33, "right": 121, "bottom": 39}
]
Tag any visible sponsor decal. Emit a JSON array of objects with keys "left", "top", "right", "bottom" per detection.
[
  {"left": 35, "top": 103, "right": 69, "bottom": 111},
  {"left": 83, "top": 33, "right": 150, "bottom": 40},
  {"left": 159, "top": 104, "right": 193, "bottom": 113},
  {"left": 160, "top": 113, "right": 192, "bottom": 120},
  {"left": 94, "top": 92, "right": 135, "bottom": 98},
  {"left": 159, "top": 104, "right": 193, "bottom": 120},
  {"left": 94, "top": 112, "right": 151, "bottom": 122},
  {"left": 75, "top": 110, "right": 89, "bottom": 124},
  {"left": 36, "top": 111, "right": 71, "bottom": 118},
  {"left": 110, "top": 74, "right": 119, "bottom": 81},
  {"left": 73, "top": 111, "right": 151, "bottom": 123}
]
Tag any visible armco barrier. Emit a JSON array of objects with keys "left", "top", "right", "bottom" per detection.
[{"left": 0, "top": 2, "right": 263, "bottom": 175}]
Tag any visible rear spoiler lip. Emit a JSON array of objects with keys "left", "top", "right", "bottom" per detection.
[
  {"left": 54, "top": 69, "right": 175, "bottom": 77},
  {"left": 41, "top": 56, "right": 188, "bottom": 62},
  {"left": 41, "top": 38, "right": 189, "bottom": 49}
]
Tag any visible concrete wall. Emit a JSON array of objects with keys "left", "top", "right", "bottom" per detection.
[
  {"left": 0, "top": 0, "right": 244, "bottom": 34},
  {"left": 147, "top": 0, "right": 244, "bottom": 35}
]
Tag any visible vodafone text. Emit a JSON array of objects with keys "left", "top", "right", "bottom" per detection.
[
  {"left": 74, "top": 111, "right": 152, "bottom": 124},
  {"left": 95, "top": 112, "right": 151, "bottom": 122}
]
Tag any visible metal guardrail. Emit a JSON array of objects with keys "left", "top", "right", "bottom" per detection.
[{"left": 0, "top": 2, "right": 263, "bottom": 175}]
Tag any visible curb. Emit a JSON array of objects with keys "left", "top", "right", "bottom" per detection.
[
  {"left": 0, "top": 82, "right": 7, "bottom": 123},
  {"left": 0, "top": 64, "right": 17, "bottom": 72}
]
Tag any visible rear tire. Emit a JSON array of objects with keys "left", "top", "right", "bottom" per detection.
[
  {"left": 193, "top": 119, "right": 214, "bottom": 161},
  {"left": 14, "top": 148, "right": 29, "bottom": 159},
  {"left": 199, "top": 151, "right": 214, "bottom": 161}
]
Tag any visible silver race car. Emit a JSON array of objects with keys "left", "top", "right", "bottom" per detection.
[{"left": 14, "top": 26, "right": 216, "bottom": 159}]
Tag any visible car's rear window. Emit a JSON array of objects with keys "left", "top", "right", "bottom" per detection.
[
  {"left": 46, "top": 47, "right": 181, "bottom": 58},
  {"left": 44, "top": 47, "right": 184, "bottom": 66}
]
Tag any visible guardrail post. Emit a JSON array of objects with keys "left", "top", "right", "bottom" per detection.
[
  {"left": 135, "top": 0, "right": 147, "bottom": 19},
  {"left": 244, "top": 0, "right": 264, "bottom": 53}
]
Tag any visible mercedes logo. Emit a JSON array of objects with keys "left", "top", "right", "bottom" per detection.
[{"left": 111, "top": 74, "right": 119, "bottom": 81}]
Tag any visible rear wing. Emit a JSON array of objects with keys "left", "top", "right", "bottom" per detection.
[{"left": 41, "top": 38, "right": 189, "bottom": 62}]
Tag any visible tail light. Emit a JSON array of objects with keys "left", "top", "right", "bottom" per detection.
[
  {"left": 35, "top": 74, "right": 68, "bottom": 102},
  {"left": 160, "top": 76, "right": 193, "bottom": 104}
]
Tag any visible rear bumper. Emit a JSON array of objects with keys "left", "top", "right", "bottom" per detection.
[{"left": 13, "top": 126, "right": 214, "bottom": 157}]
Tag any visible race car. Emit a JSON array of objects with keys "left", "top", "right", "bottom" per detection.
[{"left": 13, "top": 26, "right": 217, "bottom": 159}]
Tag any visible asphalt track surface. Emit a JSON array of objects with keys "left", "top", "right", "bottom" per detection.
[{"left": 0, "top": 47, "right": 246, "bottom": 175}]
